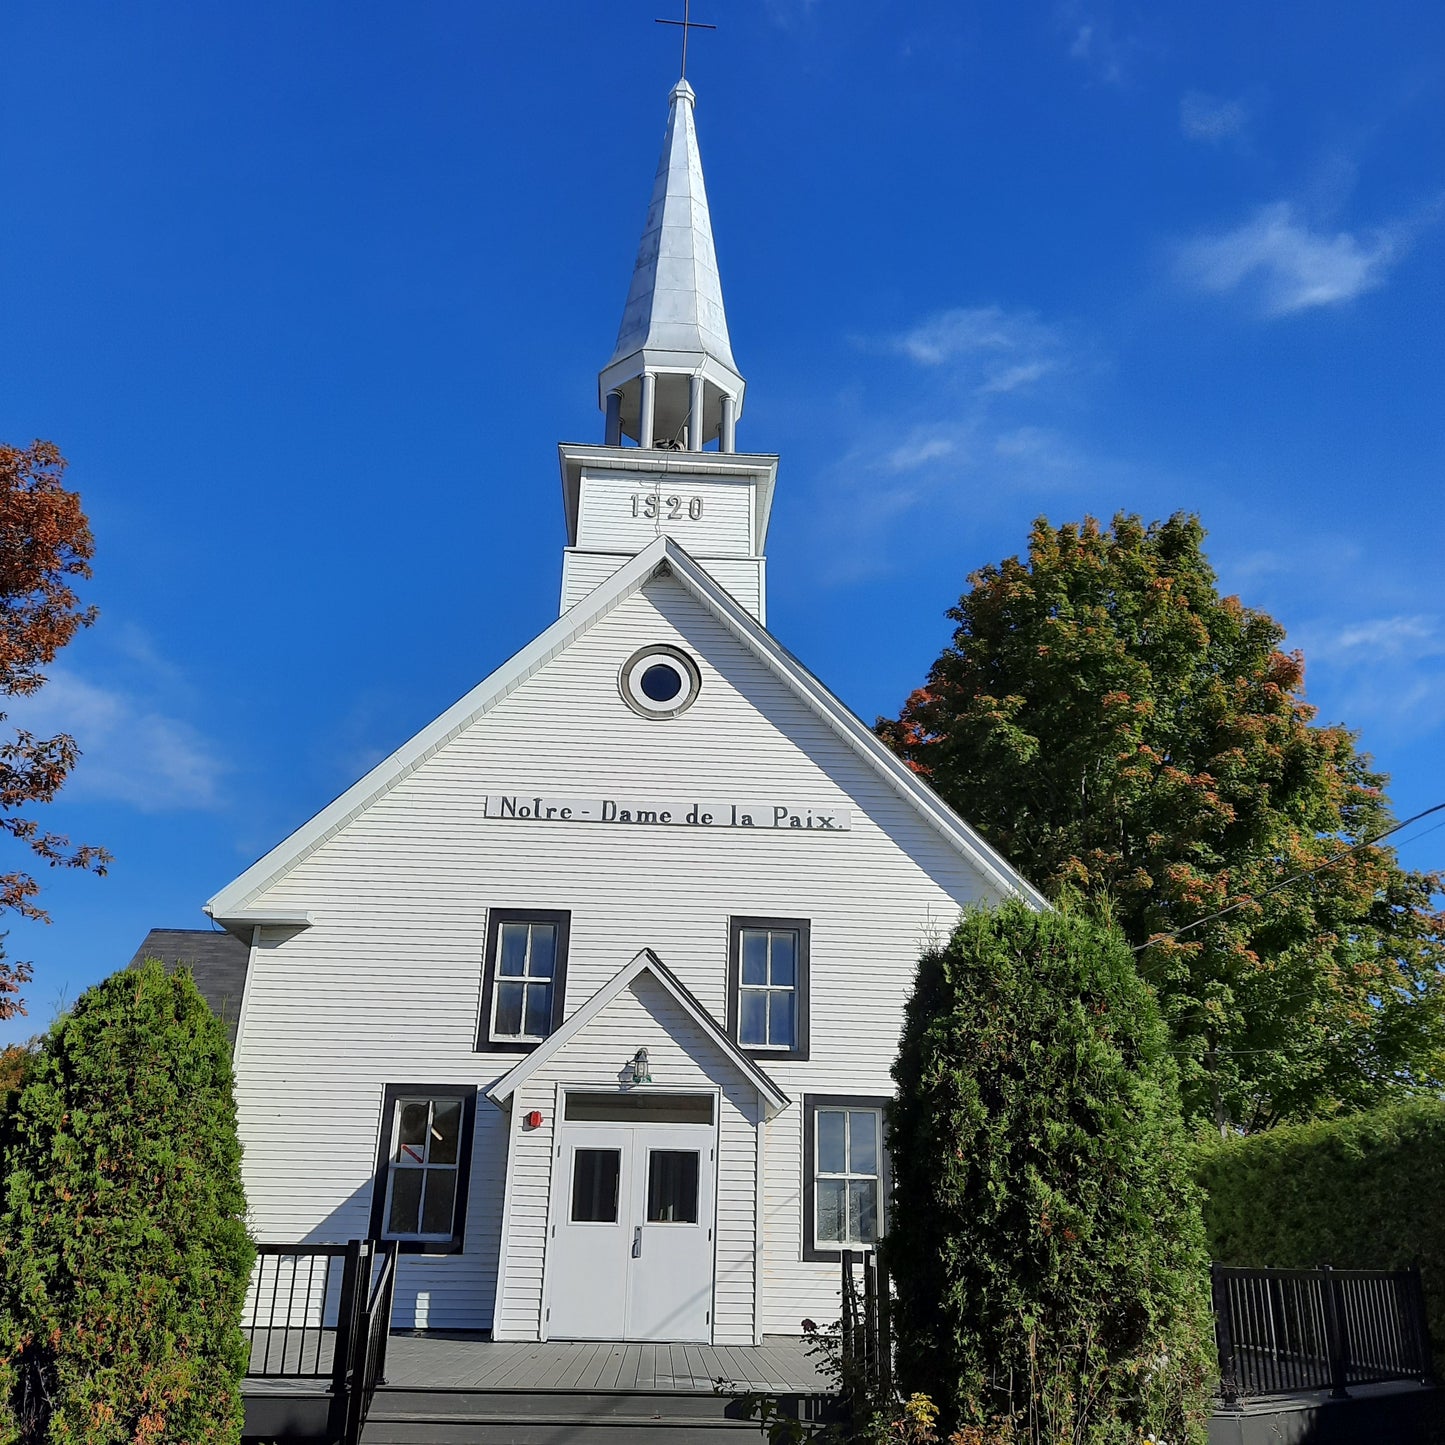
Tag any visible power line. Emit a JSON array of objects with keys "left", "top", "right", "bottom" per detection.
[{"left": 1135, "top": 801, "right": 1445, "bottom": 960}]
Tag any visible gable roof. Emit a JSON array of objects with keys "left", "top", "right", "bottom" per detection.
[
  {"left": 205, "top": 533, "right": 1047, "bottom": 925},
  {"left": 486, "top": 948, "right": 790, "bottom": 1118}
]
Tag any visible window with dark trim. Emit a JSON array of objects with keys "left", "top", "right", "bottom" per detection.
[
  {"left": 726, "top": 916, "right": 809, "bottom": 1061},
  {"left": 369, "top": 1084, "right": 477, "bottom": 1254},
  {"left": 802, "top": 1094, "right": 890, "bottom": 1261},
  {"left": 477, "top": 909, "right": 570, "bottom": 1053}
]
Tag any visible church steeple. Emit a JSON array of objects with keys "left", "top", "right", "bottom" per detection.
[{"left": 599, "top": 79, "right": 745, "bottom": 453}]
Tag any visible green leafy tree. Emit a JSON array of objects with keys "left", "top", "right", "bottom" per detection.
[
  {"left": 0, "top": 960, "right": 252, "bottom": 1444},
  {"left": 887, "top": 901, "right": 1214, "bottom": 1444},
  {"left": 877, "top": 513, "right": 1445, "bottom": 1132}
]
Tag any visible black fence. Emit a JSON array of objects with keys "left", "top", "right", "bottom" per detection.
[
  {"left": 1212, "top": 1263, "right": 1434, "bottom": 1403},
  {"left": 244, "top": 1239, "right": 399, "bottom": 1445}
]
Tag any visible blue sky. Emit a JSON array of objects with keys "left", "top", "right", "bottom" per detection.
[{"left": 1, "top": 1, "right": 1442, "bottom": 1040}]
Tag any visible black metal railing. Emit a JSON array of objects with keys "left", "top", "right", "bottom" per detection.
[
  {"left": 1212, "top": 1263, "right": 1434, "bottom": 1403},
  {"left": 343, "top": 1240, "right": 399, "bottom": 1443},
  {"left": 840, "top": 1250, "right": 892, "bottom": 1410},
  {"left": 243, "top": 1239, "right": 397, "bottom": 1445}
]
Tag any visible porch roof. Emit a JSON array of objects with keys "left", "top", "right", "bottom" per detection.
[{"left": 485, "top": 947, "right": 791, "bottom": 1118}]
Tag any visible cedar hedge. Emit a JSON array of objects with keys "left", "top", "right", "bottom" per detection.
[
  {"left": 0, "top": 959, "right": 253, "bottom": 1444},
  {"left": 1196, "top": 1099, "right": 1445, "bottom": 1378},
  {"left": 885, "top": 901, "right": 1215, "bottom": 1443}
]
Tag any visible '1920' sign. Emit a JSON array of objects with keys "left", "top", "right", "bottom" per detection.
[{"left": 483, "top": 794, "right": 851, "bottom": 833}]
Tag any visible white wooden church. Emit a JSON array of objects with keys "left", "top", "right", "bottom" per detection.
[{"left": 205, "top": 76, "right": 1043, "bottom": 1347}]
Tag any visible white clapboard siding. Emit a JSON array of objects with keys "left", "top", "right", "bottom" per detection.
[
  {"left": 232, "top": 573, "right": 1005, "bottom": 1334},
  {"left": 575, "top": 475, "right": 753, "bottom": 557},
  {"left": 493, "top": 971, "right": 761, "bottom": 1344},
  {"left": 561, "top": 548, "right": 763, "bottom": 620}
]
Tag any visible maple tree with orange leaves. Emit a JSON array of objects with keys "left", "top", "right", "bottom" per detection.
[
  {"left": 0, "top": 441, "right": 110, "bottom": 1020},
  {"left": 878, "top": 512, "right": 1445, "bottom": 1133}
]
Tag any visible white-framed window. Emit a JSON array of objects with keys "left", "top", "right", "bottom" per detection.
[
  {"left": 478, "top": 910, "right": 570, "bottom": 1051},
  {"left": 805, "top": 1096, "right": 886, "bottom": 1257},
  {"left": 371, "top": 1085, "right": 476, "bottom": 1252},
  {"left": 728, "top": 917, "right": 810, "bottom": 1059}
]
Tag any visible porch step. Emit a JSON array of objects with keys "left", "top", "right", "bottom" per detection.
[{"left": 360, "top": 1386, "right": 833, "bottom": 1443}]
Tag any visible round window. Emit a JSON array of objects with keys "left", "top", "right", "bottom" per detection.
[{"left": 620, "top": 646, "right": 701, "bottom": 719}]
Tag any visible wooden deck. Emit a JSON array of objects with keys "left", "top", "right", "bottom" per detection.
[{"left": 378, "top": 1332, "right": 830, "bottom": 1393}]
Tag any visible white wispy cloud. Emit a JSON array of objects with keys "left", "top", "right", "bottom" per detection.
[
  {"left": 4, "top": 667, "right": 227, "bottom": 811},
  {"left": 807, "top": 305, "right": 1106, "bottom": 582},
  {"left": 1293, "top": 614, "right": 1445, "bottom": 737},
  {"left": 1180, "top": 91, "right": 1248, "bottom": 141},
  {"left": 891, "top": 307, "right": 1065, "bottom": 395},
  {"left": 1328, "top": 615, "right": 1445, "bottom": 659},
  {"left": 885, "top": 434, "right": 958, "bottom": 472},
  {"left": 1175, "top": 202, "right": 1411, "bottom": 315}
]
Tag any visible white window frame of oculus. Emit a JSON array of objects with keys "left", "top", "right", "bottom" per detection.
[
  {"left": 802, "top": 1094, "right": 889, "bottom": 1261},
  {"left": 369, "top": 1084, "right": 478, "bottom": 1254},
  {"left": 477, "top": 909, "right": 571, "bottom": 1053},
  {"left": 727, "top": 916, "right": 810, "bottom": 1061}
]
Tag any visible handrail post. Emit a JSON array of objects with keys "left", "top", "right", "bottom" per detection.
[
  {"left": 1321, "top": 1265, "right": 1350, "bottom": 1399},
  {"left": 374, "top": 1239, "right": 400, "bottom": 1388},
  {"left": 872, "top": 1248, "right": 884, "bottom": 1404},
  {"left": 863, "top": 1251, "right": 879, "bottom": 1392},
  {"left": 331, "top": 1239, "right": 366, "bottom": 1439},
  {"left": 1211, "top": 1265, "right": 1239, "bottom": 1407},
  {"left": 1409, "top": 1263, "right": 1435, "bottom": 1386}
]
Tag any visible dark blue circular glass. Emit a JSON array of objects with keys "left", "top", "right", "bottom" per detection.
[{"left": 640, "top": 663, "right": 684, "bottom": 702}]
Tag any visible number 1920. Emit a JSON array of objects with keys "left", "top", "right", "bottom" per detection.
[{"left": 632, "top": 493, "right": 704, "bottom": 521}]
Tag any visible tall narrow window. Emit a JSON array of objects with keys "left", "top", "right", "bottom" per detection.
[
  {"left": 370, "top": 1084, "right": 477, "bottom": 1253},
  {"left": 728, "top": 916, "right": 810, "bottom": 1060},
  {"left": 803, "top": 1095, "right": 889, "bottom": 1259},
  {"left": 478, "top": 909, "right": 570, "bottom": 1052}
]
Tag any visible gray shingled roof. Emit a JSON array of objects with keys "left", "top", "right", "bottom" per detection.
[{"left": 128, "top": 928, "right": 249, "bottom": 1050}]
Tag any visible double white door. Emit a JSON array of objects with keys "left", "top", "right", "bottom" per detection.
[{"left": 546, "top": 1117, "right": 715, "bottom": 1341}]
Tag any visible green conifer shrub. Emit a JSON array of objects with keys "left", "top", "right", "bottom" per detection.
[
  {"left": 0, "top": 959, "right": 253, "bottom": 1444},
  {"left": 1196, "top": 1099, "right": 1445, "bottom": 1378},
  {"left": 886, "top": 901, "right": 1214, "bottom": 1443}
]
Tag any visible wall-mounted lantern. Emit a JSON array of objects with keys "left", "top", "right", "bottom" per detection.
[{"left": 630, "top": 1048, "right": 652, "bottom": 1085}]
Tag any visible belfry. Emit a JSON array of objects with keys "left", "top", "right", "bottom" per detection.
[{"left": 560, "top": 81, "right": 776, "bottom": 621}]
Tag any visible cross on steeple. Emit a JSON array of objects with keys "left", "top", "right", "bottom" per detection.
[{"left": 655, "top": 0, "right": 715, "bottom": 81}]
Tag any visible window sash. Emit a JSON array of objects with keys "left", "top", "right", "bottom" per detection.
[
  {"left": 489, "top": 920, "right": 559, "bottom": 1042},
  {"left": 384, "top": 1097, "right": 463, "bottom": 1241},
  {"left": 813, "top": 1107, "right": 882, "bottom": 1249},
  {"left": 737, "top": 928, "right": 798, "bottom": 1049}
]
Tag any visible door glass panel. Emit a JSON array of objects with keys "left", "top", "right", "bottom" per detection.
[
  {"left": 817, "top": 1110, "right": 847, "bottom": 1174},
  {"left": 564, "top": 1092, "right": 714, "bottom": 1125},
  {"left": 429, "top": 1100, "right": 462, "bottom": 1165},
  {"left": 421, "top": 1170, "right": 458, "bottom": 1235},
  {"left": 571, "top": 1148, "right": 621, "bottom": 1222},
  {"left": 816, "top": 1178, "right": 845, "bottom": 1243},
  {"left": 387, "top": 1169, "right": 423, "bottom": 1234},
  {"left": 647, "top": 1150, "right": 700, "bottom": 1223}
]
